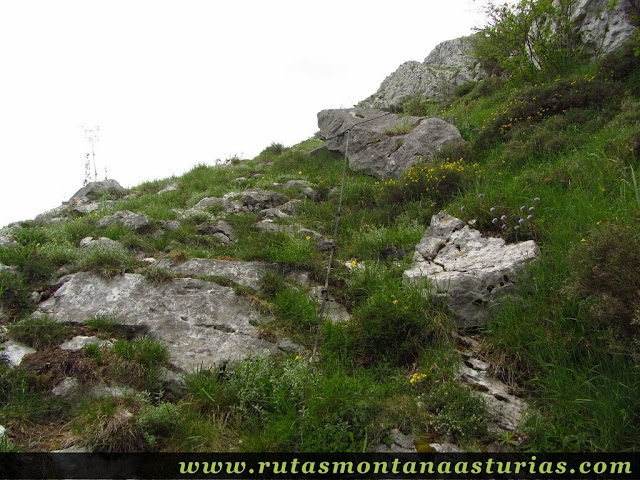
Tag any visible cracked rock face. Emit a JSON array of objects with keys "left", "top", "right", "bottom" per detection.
[
  {"left": 317, "top": 108, "right": 465, "bottom": 179},
  {"left": 156, "top": 258, "right": 274, "bottom": 290},
  {"left": 403, "top": 212, "right": 539, "bottom": 328},
  {"left": 359, "top": 36, "right": 484, "bottom": 108},
  {"left": 37, "top": 272, "right": 276, "bottom": 372}
]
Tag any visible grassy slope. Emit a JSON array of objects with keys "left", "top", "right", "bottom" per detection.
[{"left": 1, "top": 45, "right": 639, "bottom": 452}]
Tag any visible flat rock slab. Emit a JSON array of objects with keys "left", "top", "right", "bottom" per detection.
[
  {"left": 156, "top": 258, "right": 274, "bottom": 290},
  {"left": 404, "top": 212, "right": 539, "bottom": 328},
  {"left": 38, "top": 272, "right": 276, "bottom": 372}
]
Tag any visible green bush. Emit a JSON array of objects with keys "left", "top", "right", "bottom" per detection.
[
  {"left": 0, "top": 271, "right": 33, "bottom": 317},
  {"left": 569, "top": 223, "right": 640, "bottom": 355},
  {"left": 473, "top": 0, "right": 588, "bottom": 80}
]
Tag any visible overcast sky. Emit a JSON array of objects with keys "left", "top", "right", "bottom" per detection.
[{"left": 0, "top": 0, "right": 484, "bottom": 228}]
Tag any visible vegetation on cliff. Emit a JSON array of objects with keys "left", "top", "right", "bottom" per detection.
[{"left": 1, "top": 5, "right": 640, "bottom": 453}]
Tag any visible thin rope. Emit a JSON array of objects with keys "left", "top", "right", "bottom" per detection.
[
  {"left": 310, "top": 129, "right": 351, "bottom": 363},
  {"left": 324, "top": 111, "right": 392, "bottom": 141}
]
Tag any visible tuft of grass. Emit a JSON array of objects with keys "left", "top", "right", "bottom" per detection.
[
  {"left": 76, "top": 247, "right": 138, "bottom": 279},
  {"left": 7, "top": 316, "right": 72, "bottom": 349}
]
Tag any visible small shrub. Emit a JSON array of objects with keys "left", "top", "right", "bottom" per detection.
[
  {"left": 380, "top": 157, "right": 480, "bottom": 206},
  {"left": 7, "top": 316, "right": 72, "bottom": 349},
  {"left": 260, "top": 142, "right": 286, "bottom": 158},
  {"left": 135, "top": 398, "right": 181, "bottom": 449},
  {"left": 569, "top": 223, "right": 640, "bottom": 354},
  {"left": 0, "top": 271, "right": 33, "bottom": 316},
  {"left": 425, "top": 382, "right": 489, "bottom": 441},
  {"left": 454, "top": 82, "right": 476, "bottom": 98}
]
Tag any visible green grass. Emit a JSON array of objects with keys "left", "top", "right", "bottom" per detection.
[
  {"left": 1, "top": 43, "right": 639, "bottom": 453},
  {"left": 7, "top": 316, "right": 73, "bottom": 349}
]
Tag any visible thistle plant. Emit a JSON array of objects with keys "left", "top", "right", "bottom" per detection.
[{"left": 461, "top": 194, "right": 541, "bottom": 241}]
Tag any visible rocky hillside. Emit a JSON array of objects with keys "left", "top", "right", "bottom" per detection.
[
  {"left": 0, "top": 3, "right": 639, "bottom": 454},
  {"left": 359, "top": 0, "right": 637, "bottom": 109}
]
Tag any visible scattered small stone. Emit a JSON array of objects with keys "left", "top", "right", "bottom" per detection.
[
  {"left": 277, "top": 338, "right": 305, "bottom": 354},
  {"left": 59, "top": 336, "right": 114, "bottom": 351},
  {"left": 157, "top": 183, "right": 179, "bottom": 195},
  {"left": 79, "top": 236, "right": 124, "bottom": 249},
  {"left": 51, "top": 377, "right": 80, "bottom": 397},
  {"left": 0, "top": 340, "right": 36, "bottom": 367}
]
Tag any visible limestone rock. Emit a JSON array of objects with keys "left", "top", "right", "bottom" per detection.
[
  {"left": 359, "top": 36, "right": 484, "bottom": 108},
  {"left": 156, "top": 258, "right": 275, "bottom": 290},
  {"left": 51, "top": 377, "right": 80, "bottom": 397},
  {"left": 67, "top": 196, "right": 114, "bottom": 215},
  {"left": 34, "top": 205, "right": 70, "bottom": 225},
  {"left": 196, "top": 220, "right": 236, "bottom": 244},
  {"left": 69, "top": 179, "right": 127, "bottom": 201},
  {"left": 37, "top": 272, "right": 276, "bottom": 372},
  {"left": 194, "top": 197, "right": 225, "bottom": 209},
  {"left": 257, "top": 199, "right": 302, "bottom": 220},
  {"left": 458, "top": 352, "right": 528, "bottom": 432},
  {"left": 59, "top": 336, "right": 114, "bottom": 351},
  {"left": 242, "top": 189, "right": 288, "bottom": 212},
  {"left": 573, "top": 0, "right": 637, "bottom": 55},
  {"left": 158, "top": 220, "right": 181, "bottom": 232},
  {"left": 0, "top": 236, "right": 18, "bottom": 248},
  {"left": 301, "top": 187, "right": 318, "bottom": 201},
  {"left": 317, "top": 108, "right": 464, "bottom": 179},
  {"left": 0, "top": 340, "right": 36, "bottom": 366},
  {"left": 157, "top": 183, "right": 179, "bottom": 195},
  {"left": 310, "top": 286, "right": 351, "bottom": 323},
  {"left": 281, "top": 180, "right": 313, "bottom": 189},
  {"left": 79, "top": 236, "right": 123, "bottom": 249},
  {"left": 373, "top": 429, "right": 416, "bottom": 453},
  {"left": 403, "top": 213, "right": 539, "bottom": 328},
  {"left": 299, "top": 228, "right": 333, "bottom": 252},
  {"left": 97, "top": 210, "right": 150, "bottom": 231},
  {"left": 254, "top": 220, "right": 295, "bottom": 235}
]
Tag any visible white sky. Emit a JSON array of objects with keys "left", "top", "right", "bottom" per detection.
[{"left": 0, "top": 0, "right": 484, "bottom": 228}]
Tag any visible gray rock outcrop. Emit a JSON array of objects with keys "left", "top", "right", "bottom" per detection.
[
  {"left": 403, "top": 212, "right": 539, "bottom": 328},
  {"left": 359, "top": 36, "right": 484, "bottom": 108},
  {"left": 97, "top": 211, "right": 150, "bottom": 231},
  {"left": 317, "top": 108, "right": 465, "bottom": 179},
  {"left": 572, "top": 0, "right": 637, "bottom": 55},
  {"left": 156, "top": 258, "right": 274, "bottom": 290},
  {"left": 37, "top": 272, "right": 276, "bottom": 372},
  {"left": 0, "top": 236, "right": 18, "bottom": 248},
  {"left": 69, "top": 179, "right": 127, "bottom": 202}
]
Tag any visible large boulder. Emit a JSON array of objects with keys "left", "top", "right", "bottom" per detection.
[
  {"left": 317, "top": 108, "right": 465, "bottom": 179},
  {"left": 37, "top": 272, "right": 276, "bottom": 372},
  {"left": 359, "top": 36, "right": 484, "bottom": 108},
  {"left": 403, "top": 213, "right": 539, "bottom": 328},
  {"left": 69, "top": 179, "right": 127, "bottom": 202}
]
